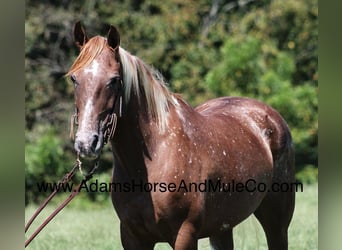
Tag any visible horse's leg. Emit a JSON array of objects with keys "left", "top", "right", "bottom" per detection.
[
  {"left": 253, "top": 144, "right": 295, "bottom": 250},
  {"left": 209, "top": 229, "right": 234, "bottom": 250},
  {"left": 173, "top": 220, "right": 198, "bottom": 250},
  {"left": 254, "top": 190, "right": 295, "bottom": 250},
  {"left": 120, "top": 223, "right": 155, "bottom": 250}
]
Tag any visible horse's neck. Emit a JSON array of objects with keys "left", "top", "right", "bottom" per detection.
[
  {"left": 111, "top": 94, "right": 164, "bottom": 178},
  {"left": 111, "top": 94, "right": 194, "bottom": 178}
]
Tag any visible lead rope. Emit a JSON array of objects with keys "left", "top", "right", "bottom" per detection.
[
  {"left": 25, "top": 155, "right": 99, "bottom": 248},
  {"left": 24, "top": 161, "right": 79, "bottom": 234}
]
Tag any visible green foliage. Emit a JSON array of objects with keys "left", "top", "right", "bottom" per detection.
[
  {"left": 25, "top": 0, "right": 318, "bottom": 204},
  {"left": 296, "top": 165, "right": 318, "bottom": 184},
  {"left": 26, "top": 126, "right": 64, "bottom": 177},
  {"left": 25, "top": 125, "right": 68, "bottom": 203},
  {"left": 204, "top": 0, "right": 317, "bottom": 168},
  {"left": 206, "top": 35, "right": 263, "bottom": 96}
]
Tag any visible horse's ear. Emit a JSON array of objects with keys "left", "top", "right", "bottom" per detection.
[
  {"left": 107, "top": 25, "right": 120, "bottom": 50},
  {"left": 73, "top": 21, "right": 88, "bottom": 48}
]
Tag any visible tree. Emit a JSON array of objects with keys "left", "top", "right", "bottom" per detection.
[{"left": 205, "top": 0, "right": 318, "bottom": 168}]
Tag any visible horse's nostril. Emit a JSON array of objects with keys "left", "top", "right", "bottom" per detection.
[{"left": 91, "top": 134, "right": 99, "bottom": 150}]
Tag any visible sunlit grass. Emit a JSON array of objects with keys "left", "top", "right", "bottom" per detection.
[{"left": 25, "top": 183, "right": 317, "bottom": 249}]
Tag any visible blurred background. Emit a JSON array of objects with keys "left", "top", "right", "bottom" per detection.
[{"left": 25, "top": 0, "right": 317, "bottom": 205}]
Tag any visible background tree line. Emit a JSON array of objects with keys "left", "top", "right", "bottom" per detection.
[{"left": 25, "top": 0, "right": 317, "bottom": 204}]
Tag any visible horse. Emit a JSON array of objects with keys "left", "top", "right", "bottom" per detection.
[{"left": 67, "top": 22, "right": 295, "bottom": 250}]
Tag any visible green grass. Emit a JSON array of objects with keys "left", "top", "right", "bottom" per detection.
[{"left": 25, "top": 183, "right": 317, "bottom": 249}]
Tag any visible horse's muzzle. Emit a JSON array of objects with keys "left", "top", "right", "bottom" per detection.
[{"left": 74, "top": 132, "right": 103, "bottom": 158}]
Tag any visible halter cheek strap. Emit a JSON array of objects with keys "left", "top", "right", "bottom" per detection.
[
  {"left": 102, "top": 79, "right": 123, "bottom": 144},
  {"left": 69, "top": 107, "right": 78, "bottom": 141},
  {"left": 119, "top": 94, "right": 123, "bottom": 117}
]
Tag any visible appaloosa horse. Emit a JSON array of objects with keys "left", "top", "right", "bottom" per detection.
[{"left": 67, "top": 22, "right": 295, "bottom": 250}]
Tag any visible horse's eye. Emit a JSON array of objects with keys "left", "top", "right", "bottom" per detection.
[
  {"left": 70, "top": 75, "right": 78, "bottom": 86},
  {"left": 106, "top": 77, "right": 121, "bottom": 89}
]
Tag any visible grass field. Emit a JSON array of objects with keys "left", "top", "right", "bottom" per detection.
[{"left": 25, "top": 183, "right": 317, "bottom": 249}]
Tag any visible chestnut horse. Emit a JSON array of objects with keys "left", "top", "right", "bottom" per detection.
[{"left": 67, "top": 22, "right": 295, "bottom": 250}]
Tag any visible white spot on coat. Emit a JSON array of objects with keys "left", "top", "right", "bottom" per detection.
[{"left": 84, "top": 60, "right": 100, "bottom": 79}]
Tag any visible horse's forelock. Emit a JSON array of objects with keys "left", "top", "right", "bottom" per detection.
[{"left": 67, "top": 36, "right": 107, "bottom": 76}]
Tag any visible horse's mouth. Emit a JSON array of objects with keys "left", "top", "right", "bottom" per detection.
[{"left": 78, "top": 149, "right": 102, "bottom": 159}]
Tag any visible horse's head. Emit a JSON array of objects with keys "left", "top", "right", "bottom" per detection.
[{"left": 68, "top": 22, "right": 122, "bottom": 159}]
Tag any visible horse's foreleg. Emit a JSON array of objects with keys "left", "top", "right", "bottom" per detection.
[
  {"left": 209, "top": 228, "right": 234, "bottom": 250},
  {"left": 120, "top": 223, "right": 154, "bottom": 250},
  {"left": 174, "top": 220, "right": 198, "bottom": 250}
]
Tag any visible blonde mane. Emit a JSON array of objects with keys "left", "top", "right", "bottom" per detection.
[{"left": 67, "top": 36, "right": 176, "bottom": 131}]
